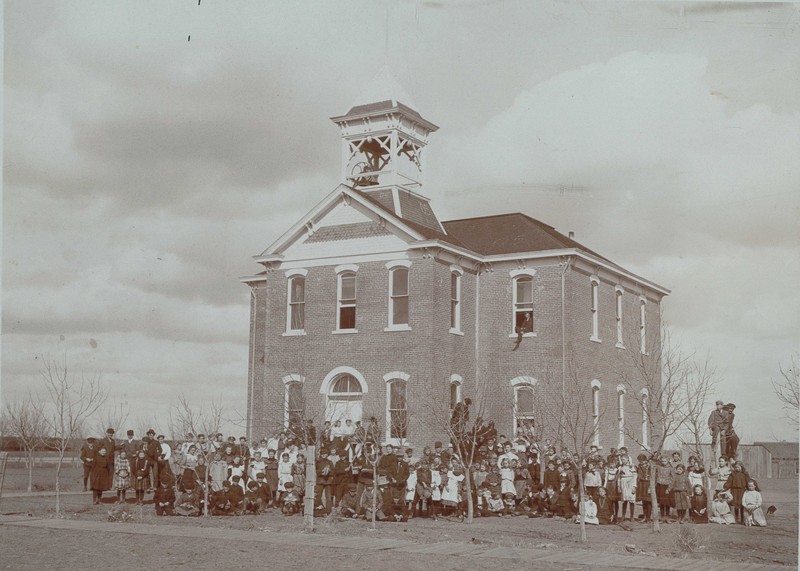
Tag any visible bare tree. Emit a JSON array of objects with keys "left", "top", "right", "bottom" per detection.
[
  {"left": 539, "top": 360, "right": 610, "bottom": 542},
  {"left": 169, "top": 393, "right": 223, "bottom": 516},
  {"left": 773, "top": 353, "right": 799, "bottom": 429},
  {"left": 3, "top": 396, "right": 47, "bottom": 492},
  {"left": 620, "top": 324, "right": 692, "bottom": 532},
  {"left": 39, "top": 354, "right": 107, "bottom": 515}
]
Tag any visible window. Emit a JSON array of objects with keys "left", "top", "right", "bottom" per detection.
[
  {"left": 591, "top": 380, "right": 601, "bottom": 447},
  {"left": 511, "top": 376, "right": 537, "bottom": 434},
  {"left": 286, "top": 272, "right": 307, "bottom": 333},
  {"left": 450, "top": 270, "right": 462, "bottom": 332},
  {"left": 285, "top": 381, "right": 304, "bottom": 432},
  {"left": 617, "top": 385, "right": 626, "bottom": 448},
  {"left": 326, "top": 373, "right": 364, "bottom": 424},
  {"left": 639, "top": 297, "right": 647, "bottom": 354},
  {"left": 513, "top": 276, "right": 533, "bottom": 332},
  {"left": 590, "top": 277, "right": 600, "bottom": 342},
  {"left": 386, "top": 261, "right": 411, "bottom": 329},
  {"left": 449, "top": 375, "right": 463, "bottom": 410},
  {"left": 615, "top": 288, "right": 624, "bottom": 347},
  {"left": 641, "top": 389, "right": 649, "bottom": 449},
  {"left": 387, "top": 380, "right": 408, "bottom": 440},
  {"left": 337, "top": 271, "right": 357, "bottom": 330}
]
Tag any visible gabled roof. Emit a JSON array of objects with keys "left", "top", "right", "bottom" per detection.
[
  {"left": 442, "top": 212, "right": 611, "bottom": 262},
  {"left": 753, "top": 441, "right": 800, "bottom": 459}
]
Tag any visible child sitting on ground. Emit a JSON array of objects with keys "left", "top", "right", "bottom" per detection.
[
  {"left": 154, "top": 474, "right": 176, "bottom": 516},
  {"left": 709, "top": 491, "right": 735, "bottom": 524},
  {"left": 742, "top": 480, "right": 766, "bottom": 527},
  {"left": 689, "top": 484, "right": 708, "bottom": 523},
  {"left": 281, "top": 482, "right": 302, "bottom": 516}
]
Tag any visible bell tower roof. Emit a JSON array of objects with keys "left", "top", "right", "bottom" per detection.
[{"left": 351, "top": 66, "right": 417, "bottom": 110}]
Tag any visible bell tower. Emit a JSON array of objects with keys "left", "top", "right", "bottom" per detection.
[{"left": 331, "top": 68, "right": 439, "bottom": 199}]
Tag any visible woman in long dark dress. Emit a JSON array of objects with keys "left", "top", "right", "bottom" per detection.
[{"left": 90, "top": 447, "right": 113, "bottom": 504}]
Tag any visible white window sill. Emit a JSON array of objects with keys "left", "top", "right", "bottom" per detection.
[
  {"left": 283, "top": 330, "right": 306, "bottom": 337},
  {"left": 590, "top": 336, "right": 602, "bottom": 344},
  {"left": 449, "top": 328, "right": 464, "bottom": 336},
  {"left": 332, "top": 329, "right": 359, "bottom": 335},
  {"left": 616, "top": 342, "right": 626, "bottom": 349},
  {"left": 384, "top": 324, "right": 412, "bottom": 332},
  {"left": 508, "top": 332, "right": 536, "bottom": 338}
]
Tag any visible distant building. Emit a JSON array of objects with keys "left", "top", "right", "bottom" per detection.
[
  {"left": 754, "top": 441, "right": 800, "bottom": 479},
  {"left": 241, "top": 70, "right": 669, "bottom": 451}
]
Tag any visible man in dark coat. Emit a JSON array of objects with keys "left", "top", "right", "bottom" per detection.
[
  {"left": 121, "top": 430, "right": 139, "bottom": 458},
  {"left": 723, "top": 403, "right": 739, "bottom": 460},
  {"left": 315, "top": 449, "right": 335, "bottom": 513},
  {"left": 142, "top": 431, "right": 162, "bottom": 492}
]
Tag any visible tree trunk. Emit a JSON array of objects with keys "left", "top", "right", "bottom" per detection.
[
  {"left": 649, "top": 460, "right": 660, "bottom": 532},
  {"left": 55, "top": 452, "right": 64, "bottom": 515},
  {"left": 371, "top": 459, "right": 377, "bottom": 530},
  {"left": 304, "top": 445, "right": 316, "bottom": 531},
  {"left": 577, "top": 470, "right": 586, "bottom": 542},
  {"left": 27, "top": 449, "right": 34, "bottom": 493}
]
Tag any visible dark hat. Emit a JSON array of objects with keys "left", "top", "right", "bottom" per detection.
[
  {"left": 106, "top": 428, "right": 115, "bottom": 434},
  {"left": 284, "top": 482, "right": 294, "bottom": 489},
  {"left": 256, "top": 472, "right": 265, "bottom": 479},
  {"left": 86, "top": 437, "right": 96, "bottom": 443},
  {"left": 222, "top": 481, "right": 231, "bottom": 488},
  {"left": 637, "top": 453, "right": 648, "bottom": 462},
  {"left": 434, "top": 441, "right": 442, "bottom": 448},
  {"left": 157, "top": 434, "right": 165, "bottom": 439},
  {"left": 127, "top": 430, "right": 134, "bottom": 436},
  {"left": 147, "top": 429, "right": 156, "bottom": 435},
  {"left": 247, "top": 481, "right": 258, "bottom": 489},
  {"left": 725, "top": 403, "right": 736, "bottom": 410},
  {"left": 232, "top": 475, "right": 241, "bottom": 481},
  {"left": 715, "top": 400, "right": 724, "bottom": 405}
]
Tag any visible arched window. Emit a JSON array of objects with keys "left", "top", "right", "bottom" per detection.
[
  {"left": 386, "top": 261, "right": 411, "bottom": 329},
  {"left": 450, "top": 269, "right": 462, "bottom": 333},
  {"left": 285, "top": 381, "right": 304, "bottom": 431},
  {"left": 286, "top": 272, "right": 307, "bottom": 333},
  {"left": 617, "top": 385, "right": 626, "bottom": 448},
  {"left": 590, "top": 276, "right": 600, "bottom": 342},
  {"left": 449, "top": 374, "right": 463, "bottom": 410},
  {"left": 326, "top": 373, "right": 363, "bottom": 425},
  {"left": 639, "top": 297, "right": 647, "bottom": 354},
  {"left": 511, "top": 377, "right": 537, "bottom": 434},
  {"left": 510, "top": 269, "right": 535, "bottom": 335},
  {"left": 641, "top": 388, "right": 649, "bottom": 449},
  {"left": 615, "top": 287, "right": 624, "bottom": 347},
  {"left": 591, "top": 380, "right": 601, "bottom": 447},
  {"left": 386, "top": 379, "right": 408, "bottom": 440},
  {"left": 337, "top": 271, "right": 357, "bottom": 331}
]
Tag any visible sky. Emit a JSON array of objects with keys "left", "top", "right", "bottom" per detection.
[{"left": 2, "top": 0, "right": 799, "bottom": 441}]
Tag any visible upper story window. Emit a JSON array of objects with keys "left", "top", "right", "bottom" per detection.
[
  {"left": 639, "top": 296, "right": 647, "bottom": 354},
  {"left": 450, "top": 266, "right": 463, "bottom": 333},
  {"left": 384, "top": 372, "right": 410, "bottom": 443},
  {"left": 590, "top": 276, "right": 600, "bottom": 342},
  {"left": 285, "top": 269, "right": 308, "bottom": 334},
  {"left": 591, "top": 379, "right": 602, "bottom": 447},
  {"left": 510, "top": 269, "right": 535, "bottom": 336},
  {"left": 335, "top": 265, "right": 358, "bottom": 332},
  {"left": 285, "top": 380, "right": 304, "bottom": 431},
  {"left": 615, "top": 287, "right": 624, "bottom": 348},
  {"left": 386, "top": 261, "right": 412, "bottom": 330},
  {"left": 449, "top": 374, "right": 463, "bottom": 410}
]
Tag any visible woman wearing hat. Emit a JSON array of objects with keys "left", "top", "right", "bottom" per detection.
[{"left": 90, "top": 447, "right": 113, "bottom": 504}]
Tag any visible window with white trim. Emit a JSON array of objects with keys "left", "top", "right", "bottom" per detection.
[
  {"left": 641, "top": 389, "right": 649, "bottom": 449},
  {"left": 590, "top": 277, "right": 600, "bottom": 342},
  {"left": 450, "top": 380, "right": 462, "bottom": 410},
  {"left": 387, "top": 380, "right": 408, "bottom": 440},
  {"left": 450, "top": 271, "right": 461, "bottom": 332},
  {"left": 514, "top": 385, "right": 535, "bottom": 429},
  {"left": 285, "top": 381, "right": 304, "bottom": 432},
  {"left": 639, "top": 297, "right": 647, "bottom": 354},
  {"left": 615, "top": 288, "right": 624, "bottom": 347},
  {"left": 513, "top": 275, "right": 534, "bottom": 333},
  {"left": 591, "top": 380, "right": 601, "bottom": 447},
  {"left": 617, "top": 385, "right": 626, "bottom": 449},
  {"left": 337, "top": 271, "right": 357, "bottom": 331},
  {"left": 389, "top": 266, "right": 410, "bottom": 327},
  {"left": 287, "top": 275, "right": 306, "bottom": 332}
]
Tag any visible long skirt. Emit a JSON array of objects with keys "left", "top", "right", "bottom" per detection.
[
  {"left": 673, "top": 491, "right": 690, "bottom": 511},
  {"left": 605, "top": 479, "right": 620, "bottom": 501},
  {"left": 636, "top": 479, "right": 651, "bottom": 503},
  {"left": 656, "top": 483, "right": 670, "bottom": 506}
]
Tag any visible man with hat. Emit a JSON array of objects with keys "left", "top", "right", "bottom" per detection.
[
  {"left": 80, "top": 437, "right": 97, "bottom": 491},
  {"left": 708, "top": 400, "right": 730, "bottom": 457},
  {"left": 100, "top": 428, "right": 117, "bottom": 479},
  {"left": 339, "top": 483, "right": 359, "bottom": 518},
  {"left": 143, "top": 429, "right": 161, "bottom": 492},
  {"left": 314, "top": 448, "right": 335, "bottom": 513},
  {"left": 122, "top": 429, "right": 139, "bottom": 458}
]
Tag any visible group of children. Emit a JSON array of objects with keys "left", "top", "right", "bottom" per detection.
[{"left": 79, "top": 424, "right": 767, "bottom": 528}]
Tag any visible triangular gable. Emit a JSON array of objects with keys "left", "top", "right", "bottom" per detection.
[{"left": 257, "top": 184, "right": 428, "bottom": 260}]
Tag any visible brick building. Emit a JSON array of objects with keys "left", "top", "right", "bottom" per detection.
[{"left": 241, "top": 72, "right": 669, "bottom": 453}]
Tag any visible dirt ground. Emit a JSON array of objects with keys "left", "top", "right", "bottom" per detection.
[{"left": 1, "top": 464, "right": 797, "bottom": 567}]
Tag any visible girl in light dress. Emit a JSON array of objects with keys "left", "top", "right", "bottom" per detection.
[
  {"left": 617, "top": 455, "right": 637, "bottom": 522},
  {"left": 405, "top": 463, "right": 418, "bottom": 513},
  {"left": 228, "top": 456, "right": 246, "bottom": 491},
  {"left": 278, "top": 452, "right": 294, "bottom": 495},
  {"left": 576, "top": 494, "right": 599, "bottom": 525},
  {"left": 742, "top": 480, "right": 766, "bottom": 527},
  {"left": 248, "top": 451, "right": 266, "bottom": 482},
  {"left": 709, "top": 490, "right": 736, "bottom": 524},
  {"left": 441, "top": 464, "right": 465, "bottom": 518},
  {"left": 500, "top": 458, "right": 516, "bottom": 498},
  {"left": 713, "top": 457, "right": 731, "bottom": 493},
  {"left": 687, "top": 456, "right": 706, "bottom": 491}
]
